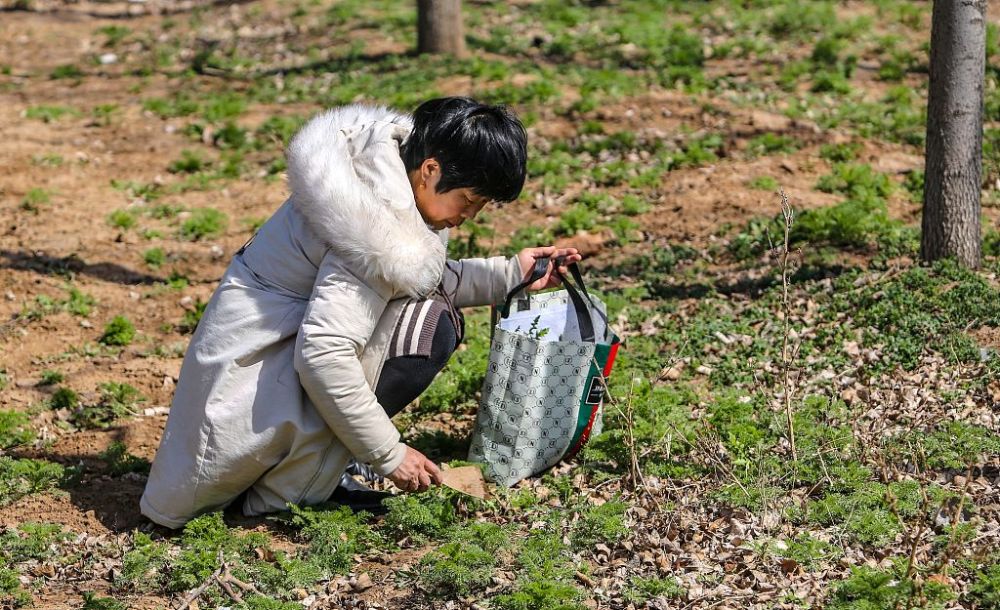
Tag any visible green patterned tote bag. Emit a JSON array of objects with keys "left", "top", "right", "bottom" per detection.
[{"left": 468, "top": 258, "right": 621, "bottom": 487}]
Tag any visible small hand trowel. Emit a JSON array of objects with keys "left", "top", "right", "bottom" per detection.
[{"left": 439, "top": 465, "right": 490, "bottom": 500}]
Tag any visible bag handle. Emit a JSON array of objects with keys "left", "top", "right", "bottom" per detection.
[
  {"left": 564, "top": 261, "right": 613, "bottom": 343},
  {"left": 499, "top": 256, "right": 550, "bottom": 318},
  {"left": 499, "top": 256, "right": 596, "bottom": 343}
]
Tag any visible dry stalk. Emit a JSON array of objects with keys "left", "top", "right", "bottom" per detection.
[
  {"left": 777, "top": 189, "right": 798, "bottom": 464},
  {"left": 589, "top": 354, "right": 651, "bottom": 495}
]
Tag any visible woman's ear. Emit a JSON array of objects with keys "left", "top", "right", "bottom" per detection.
[{"left": 420, "top": 158, "right": 440, "bottom": 189}]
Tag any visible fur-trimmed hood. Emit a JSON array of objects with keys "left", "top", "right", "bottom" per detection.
[{"left": 285, "top": 104, "right": 446, "bottom": 298}]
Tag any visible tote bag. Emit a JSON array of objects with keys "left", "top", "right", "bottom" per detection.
[{"left": 468, "top": 258, "right": 621, "bottom": 487}]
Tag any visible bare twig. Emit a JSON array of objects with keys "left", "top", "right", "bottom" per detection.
[{"left": 778, "top": 189, "right": 798, "bottom": 464}]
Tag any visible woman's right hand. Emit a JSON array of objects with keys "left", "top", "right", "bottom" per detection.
[{"left": 386, "top": 445, "right": 443, "bottom": 493}]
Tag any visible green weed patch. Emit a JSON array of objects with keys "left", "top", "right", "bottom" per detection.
[
  {"left": 828, "top": 564, "right": 955, "bottom": 609},
  {"left": 418, "top": 522, "right": 509, "bottom": 597},
  {"left": 0, "top": 458, "right": 66, "bottom": 507},
  {"left": 99, "top": 316, "right": 136, "bottom": 346},
  {"left": 179, "top": 208, "right": 228, "bottom": 240},
  {"left": 287, "top": 504, "right": 383, "bottom": 576},
  {"left": 382, "top": 492, "right": 458, "bottom": 541},
  {"left": 0, "top": 411, "right": 34, "bottom": 449},
  {"left": 73, "top": 382, "right": 144, "bottom": 429},
  {"left": 100, "top": 441, "right": 150, "bottom": 475},
  {"left": 835, "top": 260, "right": 1000, "bottom": 370}
]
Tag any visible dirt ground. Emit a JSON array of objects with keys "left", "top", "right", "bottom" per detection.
[{"left": 1, "top": 1, "right": 999, "bottom": 608}]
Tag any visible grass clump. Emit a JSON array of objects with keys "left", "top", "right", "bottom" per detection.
[
  {"left": 623, "top": 575, "right": 683, "bottom": 604},
  {"left": 570, "top": 501, "right": 628, "bottom": 550},
  {"left": 382, "top": 492, "right": 458, "bottom": 541},
  {"left": 287, "top": 504, "right": 383, "bottom": 576},
  {"left": 0, "top": 523, "right": 69, "bottom": 607},
  {"left": 745, "top": 133, "right": 798, "bottom": 158},
  {"left": 804, "top": 480, "right": 948, "bottom": 546},
  {"left": 143, "top": 247, "right": 166, "bottom": 268},
  {"left": 836, "top": 260, "right": 1000, "bottom": 370},
  {"left": 255, "top": 115, "right": 305, "bottom": 147},
  {"left": 178, "top": 299, "right": 207, "bottom": 334},
  {"left": 891, "top": 422, "right": 1000, "bottom": 471},
  {"left": 748, "top": 175, "right": 779, "bottom": 191},
  {"left": 828, "top": 564, "right": 955, "bottom": 610},
  {"left": 179, "top": 208, "right": 228, "bottom": 240},
  {"left": 816, "top": 163, "right": 892, "bottom": 199},
  {"left": 969, "top": 564, "right": 1000, "bottom": 609},
  {"left": 74, "top": 382, "right": 144, "bottom": 429},
  {"left": 65, "top": 288, "right": 95, "bottom": 317},
  {"left": 792, "top": 196, "right": 897, "bottom": 248},
  {"left": 50, "top": 64, "right": 83, "bottom": 79},
  {"left": 99, "top": 315, "right": 136, "bottom": 346},
  {"left": 903, "top": 169, "right": 924, "bottom": 202},
  {"left": 49, "top": 386, "right": 80, "bottom": 410},
  {"left": 166, "top": 512, "right": 270, "bottom": 592},
  {"left": 96, "top": 24, "right": 130, "bottom": 46},
  {"left": 80, "top": 592, "right": 126, "bottom": 610},
  {"left": 819, "top": 141, "right": 861, "bottom": 163},
  {"left": 20, "top": 187, "right": 50, "bottom": 213},
  {"left": 100, "top": 441, "right": 150, "bottom": 475},
  {"left": 2, "top": 522, "right": 69, "bottom": 563},
  {"left": 490, "top": 531, "right": 585, "bottom": 610},
  {"left": 24, "top": 105, "right": 79, "bottom": 123},
  {"left": 37, "top": 369, "right": 64, "bottom": 386},
  {"left": 0, "top": 411, "right": 34, "bottom": 449},
  {"left": 168, "top": 149, "right": 208, "bottom": 174},
  {"left": 142, "top": 94, "right": 199, "bottom": 118},
  {"left": 554, "top": 204, "right": 598, "bottom": 236},
  {"left": 0, "top": 457, "right": 65, "bottom": 507},
  {"left": 418, "top": 522, "right": 509, "bottom": 597},
  {"left": 771, "top": 533, "right": 842, "bottom": 571},
  {"left": 491, "top": 579, "right": 586, "bottom": 610},
  {"left": 119, "top": 532, "right": 169, "bottom": 591},
  {"left": 0, "top": 566, "right": 31, "bottom": 607}
]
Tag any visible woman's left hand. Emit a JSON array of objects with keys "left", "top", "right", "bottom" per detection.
[{"left": 516, "top": 246, "right": 582, "bottom": 292}]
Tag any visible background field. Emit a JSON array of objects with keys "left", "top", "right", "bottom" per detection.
[{"left": 1, "top": 0, "right": 1000, "bottom": 608}]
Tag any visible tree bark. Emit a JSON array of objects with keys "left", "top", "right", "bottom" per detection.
[
  {"left": 417, "top": 0, "right": 466, "bottom": 57},
  {"left": 921, "top": 0, "right": 986, "bottom": 269}
]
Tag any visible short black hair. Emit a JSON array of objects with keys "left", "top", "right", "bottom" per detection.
[{"left": 400, "top": 97, "right": 528, "bottom": 203}]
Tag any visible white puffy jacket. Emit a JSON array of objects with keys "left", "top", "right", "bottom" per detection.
[{"left": 140, "top": 104, "right": 523, "bottom": 528}]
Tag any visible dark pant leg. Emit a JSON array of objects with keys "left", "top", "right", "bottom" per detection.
[{"left": 374, "top": 309, "right": 460, "bottom": 419}]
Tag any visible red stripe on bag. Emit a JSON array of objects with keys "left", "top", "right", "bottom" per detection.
[
  {"left": 603, "top": 342, "right": 620, "bottom": 377},
  {"left": 564, "top": 401, "right": 602, "bottom": 460}
]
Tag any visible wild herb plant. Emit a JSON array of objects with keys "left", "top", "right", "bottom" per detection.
[
  {"left": 100, "top": 441, "right": 150, "bottom": 475},
  {"left": 179, "top": 208, "right": 228, "bottom": 240},
  {"left": 0, "top": 411, "right": 34, "bottom": 449},
  {"left": 0, "top": 458, "right": 65, "bottom": 506},
  {"left": 99, "top": 316, "right": 136, "bottom": 346}
]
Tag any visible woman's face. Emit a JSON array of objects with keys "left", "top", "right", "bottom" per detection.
[{"left": 410, "top": 158, "right": 490, "bottom": 231}]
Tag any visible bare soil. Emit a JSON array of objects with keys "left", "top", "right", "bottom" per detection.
[{"left": 1, "top": 1, "right": 998, "bottom": 607}]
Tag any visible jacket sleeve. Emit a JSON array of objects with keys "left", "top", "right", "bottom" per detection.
[
  {"left": 293, "top": 251, "right": 407, "bottom": 476},
  {"left": 442, "top": 256, "right": 525, "bottom": 308}
]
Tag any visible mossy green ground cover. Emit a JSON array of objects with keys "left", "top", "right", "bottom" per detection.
[{"left": 2, "top": 0, "right": 1000, "bottom": 608}]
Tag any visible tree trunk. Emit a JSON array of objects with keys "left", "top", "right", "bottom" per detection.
[
  {"left": 921, "top": 0, "right": 986, "bottom": 269},
  {"left": 417, "top": 0, "right": 466, "bottom": 57}
]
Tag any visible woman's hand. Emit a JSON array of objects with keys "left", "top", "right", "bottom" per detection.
[
  {"left": 516, "top": 246, "right": 582, "bottom": 292},
  {"left": 386, "top": 445, "right": 443, "bottom": 493}
]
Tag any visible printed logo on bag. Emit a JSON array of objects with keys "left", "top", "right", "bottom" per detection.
[{"left": 585, "top": 376, "right": 605, "bottom": 405}]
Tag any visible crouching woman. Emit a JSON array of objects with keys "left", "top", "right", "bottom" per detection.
[{"left": 140, "top": 97, "right": 579, "bottom": 528}]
